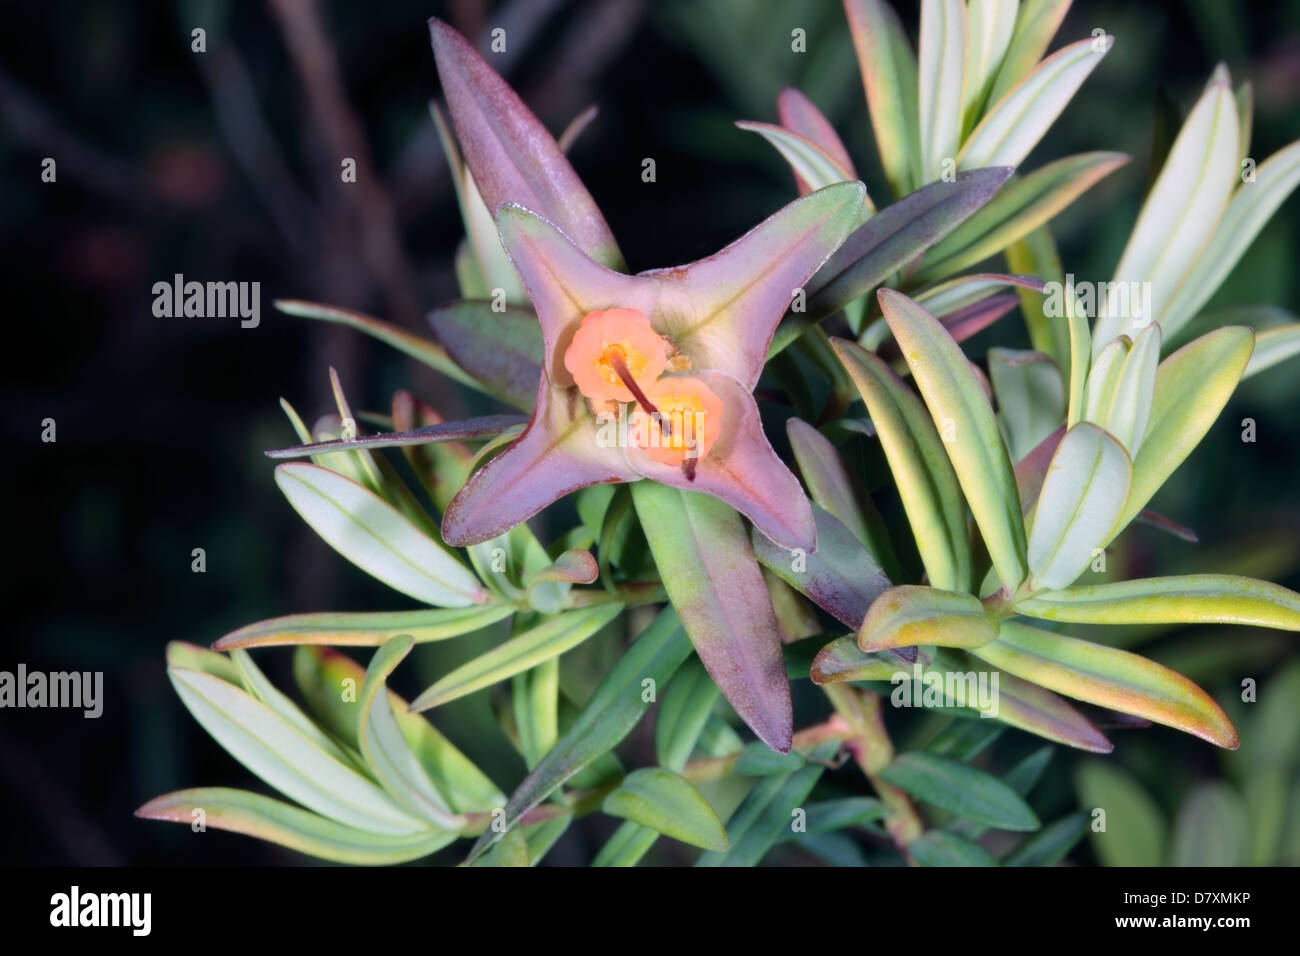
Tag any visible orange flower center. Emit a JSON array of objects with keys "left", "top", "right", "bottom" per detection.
[
  {"left": 629, "top": 377, "right": 724, "bottom": 472},
  {"left": 564, "top": 308, "right": 670, "bottom": 405}
]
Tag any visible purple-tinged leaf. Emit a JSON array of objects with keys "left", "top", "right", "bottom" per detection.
[
  {"left": 557, "top": 104, "right": 599, "bottom": 153},
  {"left": 1013, "top": 425, "right": 1065, "bottom": 514},
  {"left": 391, "top": 391, "right": 473, "bottom": 513},
  {"left": 844, "top": 0, "right": 921, "bottom": 197},
  {"left": 811, "top": 636, "right": 918, "bottom": 684},
  {"left": 428, "top": 18, "right": 623, "bottom": 269},
  {"left": 859, "top": 585, "right": 998, "bottom": 651},
  {"left": 803, "top": 167, "right": 1015, "bottom": 326},
  {"left": 778, "top": 87, "right": 858, "bottom": 181},
  {"left": 1135, "top": 509, "right": 1199, "bottom": 543},
  {"left": 632, "top": 482, "right": 793, "bottom": 753},
  {"left": 266, "top": 414, "right": 527, "bottom": 459},
  {"left": 737, "top": 120, "right": 860, "bottom": 198},
  {"left": 213, "top": 605, "right": 513, "bottom": 651},
  {"left": 753, "top": 504, "right": 891, "bottom": 630},
  {"left": 427, "top": 301, "right": 543, "bottom": 411}
]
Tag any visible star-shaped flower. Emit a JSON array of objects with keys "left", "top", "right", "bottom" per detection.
[
  {"left": 428, "top": 18, "right": 865, "bottom": 551},
  {"left": 441, "top": 185, "right": 865, "bottom": 550}
]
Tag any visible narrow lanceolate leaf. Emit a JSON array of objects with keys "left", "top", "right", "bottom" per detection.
[
  {"left": 736, "top": 121, "right": 862, "bottom": 201},
  {"left": 753, "top": 505, "right": 891, "bottom": 630},
  {"left": 1006, "top": 225, "right": 1066, "bottom": 365},
  {"left": 880, "top": 752, "right": 1039, "bottom": 830},
  {"left": 593, "top": 821, "right": 660, "bottom": 868},
  {"left": 833, "top": 339, "right": 971, "bottom": 591},
  {"left": 909, "top": 830, "right": 998, "bottom": 866},
  {"left": 918, "top": 0, "right": 966, "bottom": 183},
  {"left": 973, "top": 620, "right": 1239, "bottom": 747},
  {"left": 810, "top": 637, "right": 911, "bottom": 684},
  {"left": 603, "top": 769, "right": 729, "bottom": 851},
  {"left": 466, "top": 607, "right": 692, "bottom": 862},
  {"left": 1098, "top": 70, "right": 1239, "bottom": 349},
  {"left": 1075, "top": 762, "right": 1166, "bottom": 866},
  {"left": 168, "top": 640, "right": 240, "bottom": 685},
  {"left": 168, "top": 667, "right": 428, "bottom": 835},
  {"left": 409, "top": 603, "right": 621, "bottom": 712},
  {"left": 1015, "top": 574, "right": 1300, "bottom": 630},
  {"left": 654, "top": 658, "right": 721, "bottom": 771},
  {"left": 1110, "top": 326, "right": 1253, "bottom": 538},
  {"left": 878, "top": 290, "right": 1027, "bottom": 590},
  {"left": 800, "top": 168, "right": 1013, "bottom": 326},
  {"left": 228, "top": 651, "right": 354, "bottom": 766},
  {"left": 1082, "top": 336, "right": 1129, "bottom": 423},
  {"left": 213, "top": 605, "right": 513, "bottom": 651},
  {"left": 916, "top": 152, "right": 1128, "bottom": 281},
  {"left": 265, "top": 415, "right": 527, "bottom": 459},
  {"left": 292, "top": 646, "right": 505, "bottom": 814},
  {"left": 960, "top": 36, "right": 1111, "bottom": 171},
  {"left": 696, "top": 743, "right": 837, "bottom": 867},
  {"left": 844, "top": 0, "right": 920, "bottom": 197},
  {"left": 1163, "top": 140, "right": 1300, "bottom": 334},
  {"left": 914, "top": 272, "right": 1045, "bottom": 316},
  {"left": 1004, "top": 812, "right": 1089, "bottom": 866},
  {"left": 986, "top": 0, "right": 1073, "bottom": 106},
  {"left": 428, "top": 18, "right": 622, "bottom": 269},
  {"left": 135, "top": 789, "right": 455, "bottom": 865},
  {"left": 860, "top": 585, "right": 997, "bottom": 652},
  {"left": 1246, "top": 324, "right": 1300, "bottom": 378},
  {"left": 1171, "top": 784, "right": 1249, "bottom": 866},
  {"left": 961, "top": 0, "right": 1019, "bottom": 133},
  {"left": 275, "top": 464, "right": 487, "bottom": 608},
  {"left": 274, "top": 300, "right": 483, "bottom": 394},
  {"left": 989, "top": 348, "right": 1065, "bottom": 463},
  {"left": 634, "top": 483, "right": 792, "bottom": 753},
  {"left": 1026, "top": 423, "right": 1132, "bottom": 592},
  {"left": 426, "top": 302, "right": 544, "bottom": 412},
  {"left": 776, "top": 87, "right": 858, "bottom": 182},
  {"left": 358, "top": 636, "right": 461, "bottom": 828},
  {"left": 1100, "top": 322, "right": 1160, "bottom": 455}
]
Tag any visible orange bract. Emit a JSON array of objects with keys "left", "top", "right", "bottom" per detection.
[
  {"left": 630, "top": 376, "right": 725, "bottom": 466},
  {"left": 563, "top": 308, "right": 670, "bottom": 403}
]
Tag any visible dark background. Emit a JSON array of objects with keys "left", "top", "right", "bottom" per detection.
[{"left": 3, "top": 0, "right": 1299, "bottom": 865}]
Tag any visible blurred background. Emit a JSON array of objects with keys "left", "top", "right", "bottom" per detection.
[{"left": 3, "top": 0, "right": 1298, "bottom": 865}]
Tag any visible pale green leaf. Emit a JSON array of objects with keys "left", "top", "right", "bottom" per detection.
[
  {"left": 860, "top": 585, "right": 998, "bottom": 651},
  {"left": 918, "top": 0, "right": 967, "bottom": 183},
  {"left": 603, "top": 769, "right": 729, "bottom": 851}
]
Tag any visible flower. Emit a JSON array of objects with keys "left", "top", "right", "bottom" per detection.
[{"left": 428, "top": 18, "right": 865, "bottom": 550}]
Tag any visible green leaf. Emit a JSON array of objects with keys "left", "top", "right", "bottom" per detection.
[
  {"left": 989, "top": 348, "right": 1066, "bottom": 463},
  {"left": 593, "top": 821, "right": 660, "bottom": 867},
  {"left": 426, "top": 301, "right": 543, "bottom": 412},
  {"left": 655, "top": 658, "right": 720, "bottom": 771},
  {"left": 1171, "top": 783, "right": 1249, "bottom": 866},
  {"left": 1246, "top": 323, "right": 1300, "bottom": 379},
  {"left": 797, "top": 797, "right": 888, "bottom": 834},
  {"left": 880, "top": 752, "right": 1039, "bottom": 830},
  {"left": 291, "top": 646, "right": 505, "bottom": 814},
  {"left": 1163, "top": 139, "right": 1300, "bottom": 334},
  {"left": 910, "top": 830, "right": 998, "bottom": 865},
  {"left": 274, "top": 299, "right": 484, "bottom": 394},
  {"left": 959, "top": 36, "right": 1111, "bottom": 171},
  {"left": 917, "top": 152, "right": 1128, "bottom": 282},
  {"left": 845, "top": 0, "right": 921, "bottom": 196},
  {"left": 474, "top": 827, "right": 530, "bottom": 867},
  {"left": 917, "top": 0, "right": 966, "bottom": 183},
  {"left": 810, "top": 636, "right": 910, "bottom": 684},
  {"left": 213, "top": 604, "right": 513, "bottom": 651},
  {"left": 1082, "top": 336, "right": 1129, "bottom": 423},
  {"left": 961, "top": 0, "right": 1019, "bottom": 134},
  {"left": 1005, "top": 225, "right": 1065, "bottom": 364},
  {"left": 833, "top": 338, "right": 971, "bottom": 591},
  {"left": 696, "top": 742, "right": 837, "bottom": 867},
  {"left": 168, "top": 667, "right": 428, "bottom": 835},
  {"left": 357, "top": 636, "right": 461, "bottom": 827},
  {"left": 603, "top": 769, "right": 729, "bottom": 851},
  {"left": 228, "top": 650, "right": 354, "bottom": 766},
  {"left": 1098, "top": 322, "right": 1160, "bottom": 455},
  {"left": 1014, "top": 574, "right": 1300, "bottom": 630},
  {"left": 1025, "top": 422, "right": 1132, "bottom": 591},
  {"left": 1004, "top": 812, "right": 1089, "bottom": 866},
  {"left": 878, "top": 290, "right": 1027, "bottom": 590},
  {"left": 1098, "top": 69, "right": 1239, "bottom": 349},
  {"left": 409, "top": 603, "right": 622, "bottom": 712},
  {"left": 1075, "top": 761, "right": 1167, "bottom": 866},
  {"left": 986, "top": 0, "right": 1073, "bottom": 106},
  {"left": 275, "top": 463, "right": 487, "bottom": 608},
  {"left": 736, "top": 121, "right": 862, "bottom": 200},
  {"left": 734, "top": 742, "right": 806, "bottom": 776},
  {"left": 166, "top": 640, "right": 240, "bottom": 685},
  {"left": 135, "top": 788, "right": 454, "bottom": 864},
  {"left": 973, "top": 620, "right": 1238, "bottom": 747},
  {"left": 633, "top": 483, "right": 792, "bottom": 753},
  {"left": 1110, "top": 326, "right": 1254, "bottom": 537},
  {"left": 466, "top": 607, "right": 692, "bottom": 862},
  {"left": 860, "top": 585, "right": 998, "bottom": 652}
]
